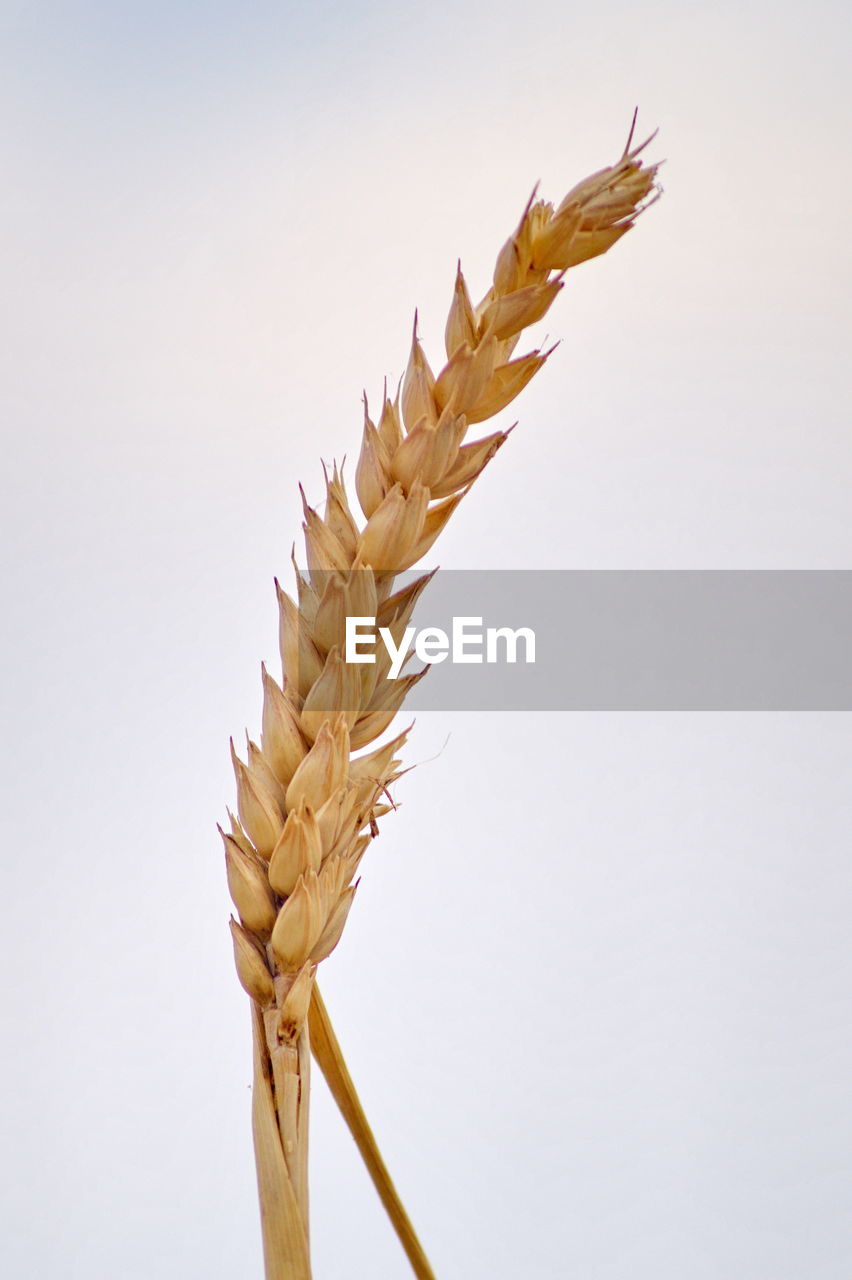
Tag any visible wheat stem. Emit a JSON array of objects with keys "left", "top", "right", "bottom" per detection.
[
  {"left": 310, "top": 984, "right": 437, "bottom": 1280},
  {"left": 251, "top": 1004, "right": 312, "bottom": 1279}
]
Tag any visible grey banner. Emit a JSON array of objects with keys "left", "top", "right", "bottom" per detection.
[{"left": 329, "top": 570, "right": 852, "bottom": 710}]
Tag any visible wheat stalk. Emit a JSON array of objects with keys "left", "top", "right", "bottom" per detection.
[
  {"left": 222, "top": 116, "right": 660, "bottom": 1279},
  {"left": 308, "top": 984, "right": 438, "bottom": 1279}
]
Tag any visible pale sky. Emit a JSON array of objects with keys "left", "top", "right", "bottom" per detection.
[{"left": 1, "top": 2, "right": 850, "bottom": 1278}]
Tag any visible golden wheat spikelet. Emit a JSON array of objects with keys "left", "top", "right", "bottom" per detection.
[{"left": 222, "top": 116, "right": 660, "bottom": 1280}]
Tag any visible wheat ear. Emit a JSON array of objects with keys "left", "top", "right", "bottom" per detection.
[{"left": 223, "top": 118, "right": 660, "bottom": 1280}]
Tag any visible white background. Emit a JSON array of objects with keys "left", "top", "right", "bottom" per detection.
[{"left": 1, "top": 1, "right": 850, "bottom": 1277}]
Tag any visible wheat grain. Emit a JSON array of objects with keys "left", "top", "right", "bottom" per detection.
[{"left": 222, "top": 117, "right": 660, "bottom": 1279}]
